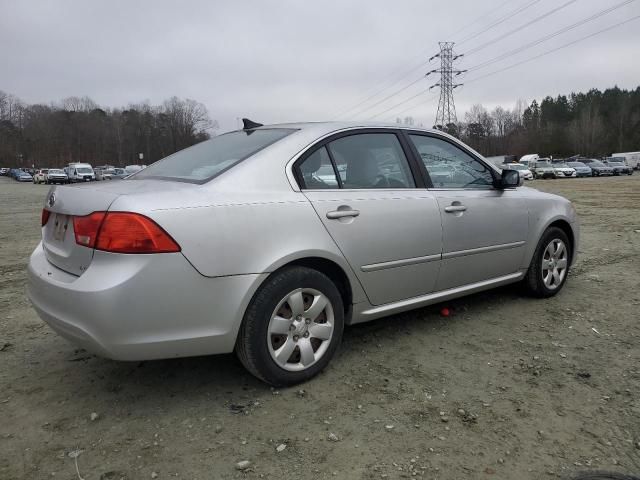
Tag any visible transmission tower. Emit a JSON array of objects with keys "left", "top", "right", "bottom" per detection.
[{"left": 427, "top": 42, "right": 466, "bottom": 131}]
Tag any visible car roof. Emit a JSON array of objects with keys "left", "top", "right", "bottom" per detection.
[{"left": 248, "top": 121, "right": 443, "bottom": 136}]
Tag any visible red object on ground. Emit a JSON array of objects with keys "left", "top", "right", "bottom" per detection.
[{"left": 440, "top": 307, "right": 451, "bottom": 317}]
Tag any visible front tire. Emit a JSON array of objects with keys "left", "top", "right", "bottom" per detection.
[
  {"left": 236, "top": 266, "right": 344, "bottom": 386},
  {"left": 523, "top": 227, "right": 571, "bottom": 298}
]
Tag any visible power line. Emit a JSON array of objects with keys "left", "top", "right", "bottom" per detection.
[
  {"left": 449, "top": 0, "right": 516, "bottom": 39},
  {"left": 336, "top": 0, "right": 533, "bottom": 120},
  {"left": 464, "top": 0, "right": 636, "bottom": 72},
  {"left": 463, "top": 14, "right": 640, "bottom": 85},
  {"left": 463, "top": 0, "right": 578, "bottom": 56},
  {"left": 368, "top": 87, "right": 434, "bottom": 120},
  {"left": 381, "top": 94, "right": 440, "bottom": 122},
  {"left": 457, "top": 0, "right": 544, "bottom": 46},
  {"left": 345, "top": 75, "right": 425, "bottom": 119},
  {"left": 332, "top": 59, "right": 428, "bottom": 119}
]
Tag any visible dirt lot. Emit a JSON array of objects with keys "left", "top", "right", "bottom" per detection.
[{"left": 1, "top": 175, "right": 639, "bottom": 480}]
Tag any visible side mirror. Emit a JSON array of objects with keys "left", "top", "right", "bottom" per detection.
[{"left": 497, "top": 169, "right": 521, "bottom": 189}]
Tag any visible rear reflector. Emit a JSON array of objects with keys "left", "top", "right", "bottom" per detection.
[
  {"left": 72, "top": 211, "right": 180, "bottom": 254},
  {"left": 41, "top": 209, "right": 51, "bottom": 226}
]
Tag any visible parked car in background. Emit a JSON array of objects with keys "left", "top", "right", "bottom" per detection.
[
  {"left": 64, "top": 163, "right": 95, "bottom": 182},
  {"left": 530, "top": 158, "right": 556, "bottom": 179},
  {"left": 28, "top": 121, "right": 579, "bottom": 386},
  {"left": 46, "top": 169, "right": 69, "bottom": 184},
  {"left": 581, "top": 159, "right": 613, "bottom": 176},
  {"left": 603, "top": 159, "right": 633, "bottom": 175},
  {"left": 501, "top": 162, "right": 533, "bottom": 180},
  {"left": 15, "top": 169, "right": 33, "bottom": 182},
  {"left": 552, "top": 163, "right": 577, "bottom": 178},
  {"left": 566, "top": 161, "right": 592, "bottom": 177},
  {"left": 33, "top": 169, "right": 49, "bottom": 184},
  {"left": 124, "top": 164, "right": 145, "bottom": 175},
  {"left": 111, "top": 168, "right": 129, "bottom": 179},
  {"left": 95, "top": 166, "right": 116, "bottom": 181},
  {"left": 0, "top": 168, "right": 9, "bottom": 176}
]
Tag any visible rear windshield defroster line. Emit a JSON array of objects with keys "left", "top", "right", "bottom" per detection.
[{"left": 131, "top": 128, "right": 296, "bottom": 184}]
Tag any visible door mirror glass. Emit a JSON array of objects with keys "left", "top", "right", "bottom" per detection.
[{"left": 499, "top": 169, "right": 520, "bottom": 188}]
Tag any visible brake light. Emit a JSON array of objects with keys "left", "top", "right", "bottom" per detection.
[
  {"left": 72, "top": 211, "right": 180, "bottom": 253},
  {"left": 73, "top": 212, "right": 107, "bottom": 248},
  {"left": 41, "top": 209, "right": 51, "bottom": 226}
]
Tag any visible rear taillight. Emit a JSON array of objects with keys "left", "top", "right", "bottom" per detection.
[
  {"left": 73, "top": 211, "right": 180, "bottom": 254},
  {"left": 41, "top": 209, "right": 51, "bottom": 226},
  {"left": 73, "top": 212, "right": 107, "bottom": 248}
]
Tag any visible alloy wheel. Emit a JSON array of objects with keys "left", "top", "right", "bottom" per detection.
[
  {"left": 267, "top": 288, "right": 334, "bottom": 372},
  {"left": 541, "top": 238, "right": 568, "bottom": 290}
]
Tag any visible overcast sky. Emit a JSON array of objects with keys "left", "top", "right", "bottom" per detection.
[{"left": 2, "top": 0, "right": 639, "bottom": 131}]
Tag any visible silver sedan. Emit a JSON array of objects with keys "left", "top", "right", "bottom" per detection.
[{"left": 28, "top": 121, "right": 579, "bottom": 386}]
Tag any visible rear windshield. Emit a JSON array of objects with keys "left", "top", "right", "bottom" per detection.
[
  {"left": 77, "top": 167, "right": 93, "bottom": 174},
  {"left": 133, "top": 128, "right": 295, "bottom": 183}
]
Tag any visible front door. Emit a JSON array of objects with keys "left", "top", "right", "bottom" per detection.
[
  {"left": 296, "top": 131, "right": 442, "bottom": 306},
  {"left": 407, "top": 133, "right": 528, "bottom": 291}
]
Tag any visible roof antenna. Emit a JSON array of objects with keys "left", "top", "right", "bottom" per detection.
[{"left": 242, "top": 118, "right": 263, "bottom": 130}]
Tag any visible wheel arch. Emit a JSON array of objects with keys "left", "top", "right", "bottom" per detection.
[{"left": 250, "top": 252, "right": 366, "bottom": 325}]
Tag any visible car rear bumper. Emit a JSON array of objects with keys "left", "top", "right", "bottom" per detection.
[{"left": 27, "top": 242, "right": 267, "bottom": 361}]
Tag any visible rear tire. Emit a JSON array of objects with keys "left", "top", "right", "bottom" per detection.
[
  {"left": 523, "top": 227, "right": 571, "bottom": 298},
  {"left": 236, "top": 266, "right": 344, "bottom": 386}
]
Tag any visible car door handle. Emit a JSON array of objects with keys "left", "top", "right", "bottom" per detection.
[
  {"left": 444, "top": 205, "right": 467, "bottom": 213},
  {"left": 326, "top": 209, "right": 360, "bottom": 219}
]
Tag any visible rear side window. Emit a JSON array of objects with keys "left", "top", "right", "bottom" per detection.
[
  {"left": 298, "top": 147, "right": 339, "bottom": 189},
  {"left": 134, "top": 128, "right": 294, "bottom": 183}
]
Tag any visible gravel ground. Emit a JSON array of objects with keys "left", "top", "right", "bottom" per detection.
[{"left": 1, "top": 175, "right": 639, "bottom": 480}]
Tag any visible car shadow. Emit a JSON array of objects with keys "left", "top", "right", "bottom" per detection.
[{"left": 61, "top": 282, "right": 527, "bottom": 404}]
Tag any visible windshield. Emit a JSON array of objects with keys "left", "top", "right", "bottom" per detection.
[
  {"left": 77, "top": 167, "right": 93, "bottom": 174},
  {"left": 567, "top": 162, "right": 585, "bottom": 168},
  {"left": 49, "top": 169, "right": 63, "bottom": 174},
  {"left": 608, "top": 162, "right": 623, "bottom": 166},
  {"left": 133, "top": 129, "right": 295, "bottom": 183},
  {"left": 508, "top": 164, "right": 526, "bottom": 170},
  {"left": 555, "top": 164, "right": 570, "bottom": 168},
  {"left": 590, "top": 160, "right": 605, "bottom": 166},
  {"left": 536, "top": 161, "right": 552, "bottom": 167}
]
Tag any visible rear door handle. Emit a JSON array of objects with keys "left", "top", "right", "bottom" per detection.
[
  {"left": 444, "top": 205, "right": 467, "bottom": 213},
  {"left": 326, "top": 209, "right": 360, "bottom": 219}
]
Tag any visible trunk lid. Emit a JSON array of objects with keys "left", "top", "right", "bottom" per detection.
[{"left": 41, "top": 180, "right": 190, "bottom": 276}]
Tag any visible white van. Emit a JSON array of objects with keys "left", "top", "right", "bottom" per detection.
[
  {"left": 611, "top": 152, "right": 640, "bottom": 170},
  {"left": 65, "top": 163, "right": 95, "bottom": 182}
]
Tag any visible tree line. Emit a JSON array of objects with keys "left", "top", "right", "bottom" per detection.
[
  {"left": 0, "top": 91, "right": 216, "bottom": 168},
  {"left": 430, "top": 86, "right": 640, "bottom": 158}
]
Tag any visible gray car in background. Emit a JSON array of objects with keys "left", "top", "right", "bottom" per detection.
[
  {"left": 566, "top": 161, "right": 592, "bottom": 177},
  {"left": 28, "top": 121, "right": 579, "bottom": 386}
]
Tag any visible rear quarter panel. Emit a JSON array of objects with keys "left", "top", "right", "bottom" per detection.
[{"left": 109, "top": 189, "right": 368, "bottom": 305}]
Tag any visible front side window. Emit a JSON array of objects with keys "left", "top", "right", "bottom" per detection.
[
  {"left": 134, "top": 128, "right": 294, "bottom": 183},
  {"left": 409, "top": 135, "right": 494, "bottom": 189}
]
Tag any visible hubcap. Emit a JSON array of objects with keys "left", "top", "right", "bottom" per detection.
[
  {"left": 267, "top": 288, "right": 334, "bottom": 372},
  {"left": 541, "top": 238, "right": 568, "bottom": 290}
]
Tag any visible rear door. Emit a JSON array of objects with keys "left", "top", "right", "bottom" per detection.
[
  {"left": 406, "top": 132, "right": 528, "bottom": 291},
  {"left": 296, "top": 130, "right": 442, "bottom": 306}
]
